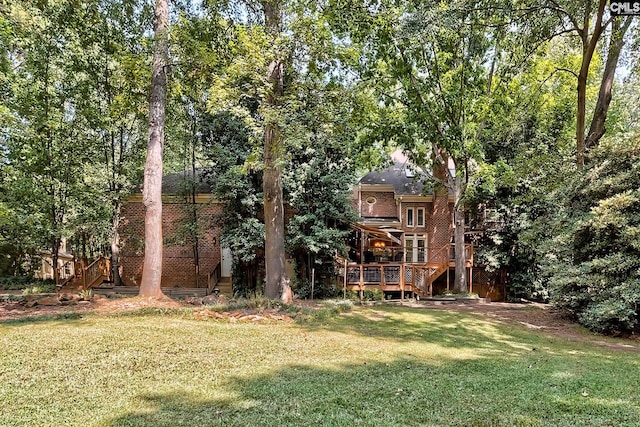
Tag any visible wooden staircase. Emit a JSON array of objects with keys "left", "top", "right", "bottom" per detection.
[
  {"left": 413, "top": 244, "right": 450, "bottom": 297},
  {"left": 207, "top": 262, "right": 233, "bottom": 297},
  {"left": 57, "top": 257, "right": 111, "bottom": 292}
]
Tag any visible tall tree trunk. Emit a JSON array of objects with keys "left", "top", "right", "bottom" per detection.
[
  {"left": 585, "top": 16, "right": 633, "bottom": 152},
  {"left": 139, "top": 0, "right": 168, "bottom": 298},
  {"left": 433, "top": 149, "right": 467, "bottom": 293},
  {"left": 575, "top": 0, "right": 606, "bottom": 169},
  {"left": 452, "top": 175, "right": 467, "bottom": 294},
  {"left": 110, "top": 200, "right": 122, "bottom": 287},
  {"left": 262, "top": 0, "right": 292, "bottom": 303},
  {"left": 190, "top": 126, "right": 200, "bottom": 288},
  {"left": 51, "top": 237, "right": 61, "bottom": 286}
]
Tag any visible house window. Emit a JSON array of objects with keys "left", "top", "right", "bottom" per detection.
[
  {"left": 405, "top": 238, "right": 413, "bottom": 263},
  {"left": 406, "top": 208, "right": 414, "bottom": 227},
  {"left": 417, "top": 239, "right": 425, "bottom": 262},
  {"left": 417, "top": 208, "right": 425, "bottom": 227},
  {"left": 405, "top": 234, "right": 427, "bottom": 263},
  {"left": 365, "top": 196, "right": 377, "bottom": 205}
]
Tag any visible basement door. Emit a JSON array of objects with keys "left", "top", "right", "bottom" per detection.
[{"left": 221, "top": 247, "right": 232, "bottom": 277}]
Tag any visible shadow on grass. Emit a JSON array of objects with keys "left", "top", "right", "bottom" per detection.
[
  {"left": 0, "top": 311, "right": 85, "bottom": 326},
  {"left": 106, "top": 357, "right": 640, "bottom": 427},
  {"left": 298, "top": 305, "right": 535, "bottom": 354}
]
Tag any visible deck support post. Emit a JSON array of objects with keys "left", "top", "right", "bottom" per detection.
[
  {"left": 343, "top": 259, "right": 347, "bottom": 300},
  {"left": 447, "top": 266, "right": 450, "bottom": 291},
  {"left": 359, "top": 265, "right": 363, "bottom": 302},
  {"left": 400, "top": 263, "right": 405, "bottom": 301}
]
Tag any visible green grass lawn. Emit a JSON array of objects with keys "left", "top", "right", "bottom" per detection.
[{"left": 1, "top": 304, "right": 639, "bottom": 426}]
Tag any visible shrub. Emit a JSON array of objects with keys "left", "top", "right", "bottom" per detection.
[
  {"left": 20, "top": 282, "right": 56, "bottom": 294},
  {"left": 294, "top": 278, "right": 342, "bottom": 300},
  {"left": 545, "top": 141, "right": 640, "bottom": 334},
  {"left": 0, "top": 276, "right": 54, "bottom": 291},
  {"left": 362, "top": 288, "right": 384, "bottom": 301}
]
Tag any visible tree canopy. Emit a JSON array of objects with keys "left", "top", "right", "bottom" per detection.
[{"left": 0, "top": 0, "right": 638, "bottom": 333}]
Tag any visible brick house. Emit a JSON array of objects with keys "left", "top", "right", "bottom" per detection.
[
  {"left": 117, "top": 162, "right": 504, "bottom": 299},
  {"left": 119, "top": 170, "right": 232, "bottom": 296},
  {"left": 346, "top": 156, "right": 505, "bottom": 300}
]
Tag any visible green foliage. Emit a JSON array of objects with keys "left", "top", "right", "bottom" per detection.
[
  {"left": 0, "top": 277, "right": 54, "bottom": 291},
  {"left": 201, "top": 110, "right": 265, "bottom": 263},
  {"left": 294, "top": 276, "right": 342, "bottom": 300},
  {"left": 545, "top": 140, "right": 640, "bottom": 334},
  {"left": 1, "top": 0, "right": 150, "bottom": 264},
  {"left": 465, "top": 42, "right": 579, "bottom": 302},
  {"left": 345, "top": 288, "right": 384, "bottom": 301},
  {"left": 21, "top": 282, "right": 56, "bottom": 295}
]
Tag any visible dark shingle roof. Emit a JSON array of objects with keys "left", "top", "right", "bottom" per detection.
[
  {"left": 162, "top": 169, "right": 212, "bottom": 194},
  {"left": 359, "top": 163, "right": 430, "bottom": 196}
]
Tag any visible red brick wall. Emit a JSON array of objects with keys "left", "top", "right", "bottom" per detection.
[
  {"left": 399, "top": 202, "right": 432, "bottom": 233},
  {"left": 119, "top": 199, "right": 222, "bottom": 288},
  {"left": 429, "top": 194, "right": 452, "bottom": 259},
  {"left": 360, "top": 191, "right": 397, "bottom": 218},
  {"left": 353, "top": 186, "right": 453, "bottom": 260}
]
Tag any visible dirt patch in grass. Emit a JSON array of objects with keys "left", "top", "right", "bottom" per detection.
[
  {"left": 407, "top": 300, "right": 640, "bottom": 351},
  {"left": 0, "top": 294, "right": 183, "bottom": 321}
]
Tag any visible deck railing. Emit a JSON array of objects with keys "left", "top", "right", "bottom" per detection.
[
  {"left": 346, "top": 263, "right": 428, "bottom": 294},
  {"left": 345, "top": 242, "right": 474, "bottom": 298},
  {"left": 347, "top": 264, "right": 402, "bottom": 285},
  {"left": 449, "top": 243, "right": 473, "bottom": 262}
]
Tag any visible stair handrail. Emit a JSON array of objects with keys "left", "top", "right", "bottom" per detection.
[
  {"left": 413, "top": 243, "right": 451, "bottom": 296},
  {"left": 82, "top": 256, "right": 109, "bottom": 289},
  {"left": 55, "top": 260, "right": 76, "bottom": 288},
  {"left": 427, "top": 243, "right": 450, "bottom": 268}
]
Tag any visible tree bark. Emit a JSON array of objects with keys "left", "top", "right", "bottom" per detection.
[
  {"left": 139, "top": 0, "right": 168, "bottom": 298},
  {"left": 51, "top": 237, "right": 61, "bottom": 286},
  {"left": 575, "top": 0, "right": 606, "bottom": 169},
  {"left": 433, "top": 149, "right": 467, "bottom": 293},
  {"left": 262, "top": 0, "right": 292, "bottom": 303},
  {"left": 585, "top": 16, "right": 633, "bottom": 152},
  {"left": 452, "top": 174, "right": 467, "bottom": 294},
  {"left": 110, "top": 200, "right": 122, "bottom": 287}
]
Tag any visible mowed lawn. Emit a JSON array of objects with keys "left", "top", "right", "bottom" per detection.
[{"left": 1, "top": 304, "right": 639, "bottom": 426}]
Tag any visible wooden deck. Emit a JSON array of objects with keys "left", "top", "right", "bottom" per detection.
[{"left": 344, "top": 244, "right": 473, "bottom": 298}]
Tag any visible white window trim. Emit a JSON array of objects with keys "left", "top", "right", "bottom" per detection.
[
  {"left": 417, "top": 208, "right": 425, "bottom": 227},
  {"left": 404, "top": 234, "right": 427, "bottom": 263},
  {"left": 406, "top": 207, "right": 414, "bottom": 227}
]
